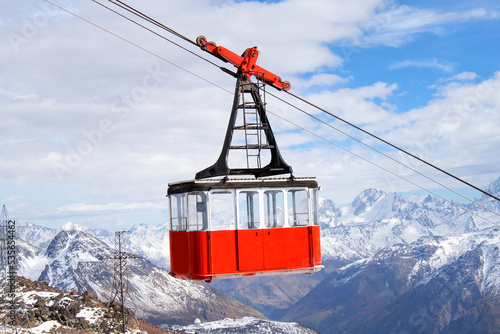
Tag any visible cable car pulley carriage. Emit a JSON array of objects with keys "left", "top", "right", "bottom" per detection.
[{"left": 167, "top": 36, "right": 322, "bottom": 282}]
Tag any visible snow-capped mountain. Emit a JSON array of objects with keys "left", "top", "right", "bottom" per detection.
[
  {"left": 16, "top": 221, "right": 171, "bottom": 269},
  {"left": 116, "top": 223, "right": 171, "bottom": 269},
  {"left": 16, "top": 222, "right": 59, "bottom": 249},
  {"left": 281, "top": 227, "right": 500, "bottom": 333},
  {"left": 319, "top": 186, "right": 493, "bottom": 264},
  {"left": 472, "top": 177, "right": 500, "bottom": 217},
  {"left": 18, "top": 229, "right": 264, "bottom": 326}
]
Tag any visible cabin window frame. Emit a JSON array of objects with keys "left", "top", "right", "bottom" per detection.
[
  {"left": 208, "top": 190, "right": 236, "bottom": 231},
  {"left": 237, "top": 190, "right": 262, "bottom": 229},
  {"left": 286, "top": 188, "right": 310, "bottom": 227},
  {"left": 170, "top": 186, "right": 318, "bottom": 232},
  {"left": 169, "top": 193, "right": 187, "bottom": 231},
  {"left": 310, "top": 189, "right": 319, "bottom": 226},
  {"left": 263, "top": 189, "right": 285, "bottom": 228},
  {"left": 187, "top": 192, "right": 209, "bottom": 231}
]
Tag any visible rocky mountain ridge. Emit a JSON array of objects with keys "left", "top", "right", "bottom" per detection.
[
  {"left": 0, "top": 276, "right": 180, "bottom": 333},
  {"left": 13, "top": 229, "right": 265, "bottom": 327}
]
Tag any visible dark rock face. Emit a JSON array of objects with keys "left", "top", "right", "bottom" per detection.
[{"left": 12, "top": 276, "right": 134, "bottom": 332}]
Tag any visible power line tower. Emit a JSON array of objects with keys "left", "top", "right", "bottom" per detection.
[
  {"left": 0, "top": 205, "right": 32, "bottom": 333},
  {"left": 103, "top": 231, "right": 140, "bottom": 333}
]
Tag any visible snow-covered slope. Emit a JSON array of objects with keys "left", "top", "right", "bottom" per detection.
[
  {"left": 30, "top": 229, "right": 264, "bottom": 326},
  {"left": 16, "top": 222, "right": 59, "bottom": 249},
  {"left": 116, "top": 223, "right": 170, "bottom": 269},
  {"left": 282, "top": 227, "right": 500, "bottom": 333},
  {"left": 178, "top": 316, "right": 318, "bottom": 334}
]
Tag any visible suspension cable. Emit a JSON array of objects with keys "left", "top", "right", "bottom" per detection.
[
  {"left": 109, "top": 0, "right": 197, "bottom": 47},
  {"left": 44, "top": 0, "right": 229, "bottom": 94},
  {"left": 265, "top": 90, "right": 500, "bottom": 218},
  {"left": 284, "top": 90, "right": 500, "bottom": 203},
  {"left": 92, "top": 0, "right": 222, "bottom": 69},
  {"left": 95, "top": 0, "right": 500, "bottom": 205},
  {"left": 266, "top": 110, "right": 500, "bottom": 228},
  {"left": 44, "top": 0, "right": 500, "bottom": 220}
]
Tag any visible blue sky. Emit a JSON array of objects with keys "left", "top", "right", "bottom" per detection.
[
  {"left": 343, "top": 18, "right": 500, "bottom": 110},
  {"left": 1, "top": 0, "right": 499, "bottom": 229}
]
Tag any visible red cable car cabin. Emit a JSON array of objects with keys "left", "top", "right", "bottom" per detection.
[
  {"left": 168, "top": 36, "right": 323, "bottom": 282},
  {"left": 168, "top": 177, "right": 322, "bottom": 282}
]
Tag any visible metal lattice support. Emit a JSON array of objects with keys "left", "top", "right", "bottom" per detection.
[
  {"left": 195, "top": 75, "right": 293, "bottom": 179},
  {"left": 0, "top": 205, "right": 32, "bottom": 334},
  {"left": 239, "top": 80, "right": 268, "bottom": 169},
  {"left": 102, "top": 231, "right": 140, "bottom": 334}
]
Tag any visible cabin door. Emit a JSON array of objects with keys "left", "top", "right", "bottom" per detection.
[{"left": 237, "top": 191, "right": 264, "bottom": 271}]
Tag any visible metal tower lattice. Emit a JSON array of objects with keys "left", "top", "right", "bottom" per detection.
[
  {"left": 103, "top": 231, "right": 140, "bottom": 333},
  {"left": 0, "top": 205, "right": 32, "bottom": 333}
]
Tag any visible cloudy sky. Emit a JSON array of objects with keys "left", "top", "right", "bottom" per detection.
[{"left": 1, "top": 0, "right": 500, "bottom": 230}]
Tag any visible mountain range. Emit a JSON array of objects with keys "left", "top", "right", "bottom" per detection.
[
  {"left": 13, "top": 228, "right": 264, "bottom": 326},
  {"left": 10, "top": 176, "right": 500, "bottom": 333},
  {"left": 278, "top": 177, "right": 500, "bottom": 333},
  {"left": 281, "top": 229, "right": 500, "bottom": 333}
]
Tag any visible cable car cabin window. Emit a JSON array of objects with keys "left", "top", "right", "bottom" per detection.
[
  {"left": 238, "top": 191, "right": 261, "bottom": 229},
  {"left": 287, "top": 189, "right": 309, "bottom": 226},
  {"left": 311, "top": 189, "right": 319, "bottom": 226},
  {"left": 264, "top": 190, "right": 284, "bottom": 228},
  {"left": 170, "top": 193, "right": 187, "bottom": 231},
  {"left": 210, "top": 191, "right": 235, "bottom": 231},
  {"left": 188, "top": 192, "right": 208, "bottom": 231}
]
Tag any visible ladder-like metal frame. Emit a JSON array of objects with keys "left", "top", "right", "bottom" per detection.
[
  {"left": 239, "top": 80, "right": 266, "bottom": 169},
  {"left": 196, "top": 75, "right": 292, "bottom": 179}
]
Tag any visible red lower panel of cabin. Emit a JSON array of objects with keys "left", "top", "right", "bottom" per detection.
[{"left": 169, "top": 226, "right": 322, "bottom": 282}]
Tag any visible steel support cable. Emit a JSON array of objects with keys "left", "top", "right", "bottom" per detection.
[
  {"left": 92, "top": 0, "right": 222, "bottom": 69},
  {"left": 265, "top": 110, "right": 500, "bottom": 228},
  {"left": 109, "top": 0, "right": 197, "bottom": 47},
  {"left": 265, "top": 90, "right": 500, "bottom": 218},
  {"left": 285, "top": 90, "right": 500, "bottom": 204},
  {"left": 44, "top": 0, "right": 500, "bottom": 226},
  {"left": 45, "top": 0, "right": 229, "bottom": 94}
]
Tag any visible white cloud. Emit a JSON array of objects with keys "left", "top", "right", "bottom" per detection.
[
  {"left": 446, "top": 72, "right": 478, "bottom": 82},
  {"left": 429, "top": 72, "right": 479, "bottom": 89},
  {"left": 306, "top": 82, "right": 398, "bottom": 125},
  {"left": 380, "top": 72, "right": 500, "bottom": 180},
  {"left": 354, "top": 6, "right": 500, "bottom": 47},
  {"left": 55, "top": 201, "right": 164, "bottom": 214},
  {"left": 390, "top": 58, "right": 454, "bottom": 72},
  {"left": 291, "top": 73, "right": 351, "bottom": 90}
]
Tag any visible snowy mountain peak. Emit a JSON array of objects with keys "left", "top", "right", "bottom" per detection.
[
  {"left": 61, "top": 221, "right": 88, "bottom": 232},
  {"left": 352, "top": 188, "right": 386, "bottom": 204},
  {"left": 351, "top": 188, "right": 387, "bottom": 216},
  {"left": 484, "top": 176, "right": 500, "bottom": 198},
  {"left": 44, "top": 229, "right": 111, "bottom": 261},
  {"left": 318, "top": 199, "right": 342, "bottom": 228},
  {"left": 406, "top": 194, "right": 433, "bottom": 206}
]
